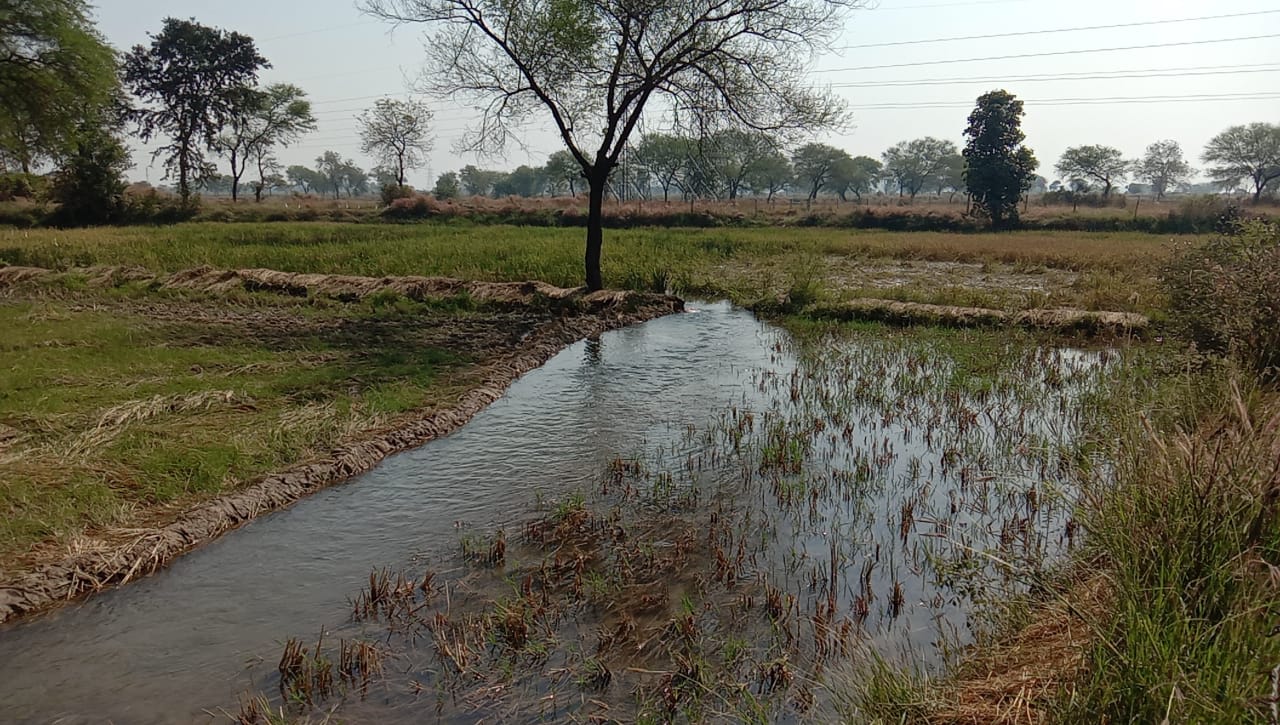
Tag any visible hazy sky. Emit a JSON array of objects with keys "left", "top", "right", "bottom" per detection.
[{"left": 94, "top": 0, "right": 1279, "bottom": 188}]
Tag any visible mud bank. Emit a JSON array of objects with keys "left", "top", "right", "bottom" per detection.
[
  {"left": 804, "top": 297, "right": 1149, "bottom": 337},
  {"left": 0, "top": 265, "right": 682, "bottom": 623}
]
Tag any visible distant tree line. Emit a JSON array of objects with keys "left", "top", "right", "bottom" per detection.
[
  {"left": 3, "top": 0, "right": 1278, "bottom": 232},
  {"left": 420, "top": 123, "right": 1279, "bottom": 207}
]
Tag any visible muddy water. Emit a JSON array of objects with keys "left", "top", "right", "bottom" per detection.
[{"left": 0, "top": 301, "right": 786, "bottom": 723}]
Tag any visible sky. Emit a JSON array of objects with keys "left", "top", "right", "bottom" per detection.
[{"left": 93, "top": 0, "right": 1280, "bottom": 188}]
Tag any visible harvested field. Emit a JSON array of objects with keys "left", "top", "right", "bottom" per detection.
[
  {"left": 0, "top": 223, "right": 1192, "bottom": 315},
  {"left": 0, "top": 267, "right": 681, "bottom": 622}
]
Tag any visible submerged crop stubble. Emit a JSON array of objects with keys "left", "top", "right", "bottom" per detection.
[{"left": 241, "top": 322, "right": 1127, "bottom": 722}]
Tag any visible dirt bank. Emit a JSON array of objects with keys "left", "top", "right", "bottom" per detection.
[
  {"left": 0, "top": 266, "right": 682, "bottom": 623},
  {"left": 804, "top": 298, "right": 1149, "bottom": 337},
  {"left": 928, "top": 574, "right": 1108, "bottom": 723}
]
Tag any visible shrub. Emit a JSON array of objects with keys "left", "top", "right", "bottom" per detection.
[
  {"left": 381, "top": 194, "right": 441, "bottom": 220},
  {"left": 1167, "top": 195, "right": 1248, "bottom": 234},
  {"left": 380, "top": 182, "right": 414, "bottom": 205},
  {"left": 120, "top": 185, "right": 198, "bottom": 224},
  {"left": 0, "top": 173, "right": 49, "bottom": 201},
  {"left": 48, "top": 130, "right": 130, "bottom": 226},
  {"left": 1161, "top": 220, "right": 1280, "bottom": 379},
  {"left": 1040, "top": 190, "right": 1127, "bottom": 208},
  {"left": 0, "top": 201, "right": 47, "bottom": 228}
]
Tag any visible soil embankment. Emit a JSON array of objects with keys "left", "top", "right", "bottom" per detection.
[
  {"left": 0, "top": 265, "right": 682, "bottom": 623},
  {"left": 805, "top": 298, "right": 1149, "bottom": 336}
]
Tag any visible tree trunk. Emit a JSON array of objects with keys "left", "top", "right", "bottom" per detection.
[
  {"left": 229, "top": 147, "right": 241, "bottom": 202},
  {"left": 585, "top": 174, "right": 605, "bottom": 291}
]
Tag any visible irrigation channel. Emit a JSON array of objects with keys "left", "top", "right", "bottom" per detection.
[{"left": 0, "top": 301, "right": 1117, "bottom": 723}]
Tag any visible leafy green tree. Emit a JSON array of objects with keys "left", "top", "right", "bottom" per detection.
[
  {"left": 680, "top": 145, "right": 721, "bottom": 199},
  {"left": 963, "top": 91, "right": 1037, "bottom": 227},
  {"left": 257, "top": 171, "right": 288, "bottom": 198},
  {"left": 370, "top": 165, "right": 399, "bottom": 188},
  {"left": 433, "top": 170, "right": 460, "bottom": 199},
  {"left": 214, "top": 83, "right": 315, "bottom": 202},
  {"left": 1134, "top": 140, "right": 1192, "bottom": 200},
  {"left": 123, "top": 18, "right": 269, "bottom": 203},
  {"left": 744, "top": 150, "right": 792, "bottom": 201},
  {"left": 830, "top": 155, "right": 882, "bottom": 201},
  {"left": 363, "top": 0, "right": 854, "bottom": 291},
  {"left": 1202, "top": 123, "right": 1280, "bottom": 202},
  {"left": 634, "top": 134, "right": 690, "bottom": 203},
  {"left": 544, "top": 150, "right": 581, "bottom": 196},
  {"left": 0, "top": 0, "right": 118, "bottom": 172},
  {"left": 249, "top": 151, "right": 285, "bottom": 202},
  {"left": 882, "top": 137, "right": 958, "bottom": 200},
  {"left": 458, "top": 165, "right": 505, "bottom": 197},
  {"left": 48, "top": 115, "right": 131, "bottom": 225},
  {"left": 932, "top": 153, "right": 966, "bottom": 197},
  {"left": 286, "top": 164, "right": 323, "bottom": 194},
  {"left": 701, "top": 130, "right": 770, "bottom": 200},
  {"left": 343, "top": 163, "right": 369, "bottom": 198},
  {"left": 358, "top": 98, "right": 433, "bottom": 188},
  {"left": 792, "top": 143, "right": 848, "bottom": 201},
  {"left": 198, "top": 173, "right": 233, "bottom": 195},
  {"left": 1056, "top": 144, "right": 1129, "bottom": 199},
  {"left": 614, "top": 155, "right": 650, "bottom": 200},
  {"left": 314, "top": 151, "right": 365, "bottom": 198},
  {"left": 494, "top": 164, "right": 546, "bottom": 197}
]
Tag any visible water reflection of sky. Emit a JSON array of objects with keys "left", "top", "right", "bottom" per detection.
[{"left": 0, "top": 303, "right": 1111, "bottom": 722}]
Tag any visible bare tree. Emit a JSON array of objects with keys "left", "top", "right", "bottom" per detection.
[
  {"left": 362, "top": 0, "right": 858, "bottom": 290},
  {"left": 358, "top": 98, "right": 434, "bottom": 188}
]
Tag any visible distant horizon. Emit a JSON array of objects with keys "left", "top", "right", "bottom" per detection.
[{"left": 96, "top": 0, "right": 1280, "bottom": 189}]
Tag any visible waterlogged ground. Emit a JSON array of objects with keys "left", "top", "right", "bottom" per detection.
[{"left": 243, "top": 314, "right": 1119, "bottom": 723}]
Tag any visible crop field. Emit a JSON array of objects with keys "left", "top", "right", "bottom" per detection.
[{"left": 0, "top": 222, "right": 1191, "bottom": 314}]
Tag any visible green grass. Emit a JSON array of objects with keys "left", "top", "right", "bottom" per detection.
[
  {"left": 0, "top": 286, "right": 512, "bottom": 564},
  {"left": 1064, "top": 369, "right": 1280, "bottom": 722}
]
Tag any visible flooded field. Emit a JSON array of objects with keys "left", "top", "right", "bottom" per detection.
[{"left": 0, "top": 302, "right": 1121, "bottom": 723}]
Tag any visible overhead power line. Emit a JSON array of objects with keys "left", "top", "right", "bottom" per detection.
[
  {"left": 843, "top": 92, "right": 1280, "bottom": 109},
  {"left": 869, "top": 0, "right": 1032, "bottom": 10},
  {"left": 835, "top": 9, "right": 1280, "bottom": 49},
  {"left": 818, "top": 34, "right": 1280, "bottom": 72},
  {"left": 300, "top": 62, "right": 1279, "bottom": 110},
  {"left": 307, "top": 92, "right": 417, "bottom": 107},
  {"left": 258, "top": 21, "right": 382, "bottom": 42},
  {"left": 827, "top": 63, "right": 1280, "bottom": 88},
  {"left": 285, "top": 92, "right": 1279, "bottom": 149},
  {"left": 238, "top": 0, "right": 1036, "bottom": 48}
]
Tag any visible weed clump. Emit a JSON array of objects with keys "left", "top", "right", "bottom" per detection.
[
  {"left": 1075, "top": 381, "right": 1280, "bottom": 722},
  {"left": 1162, "top": 220, "right": 1280, "bottom": 379}
]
